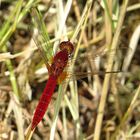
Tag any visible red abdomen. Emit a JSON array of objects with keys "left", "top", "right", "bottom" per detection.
[{"left": 31, "top": 75, "right": 57, "bottom": 130}]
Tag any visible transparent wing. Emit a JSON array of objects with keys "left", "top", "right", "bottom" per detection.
[
  {"left": 57, "top": 47, "right": 131, "bottom": 84},
  {"left": 57, "top": 70, "right": 122, "bottom": 85},
  {"left": 66, "top": 47, "right": 132, "bottom": 69},
  {"left": 32, "top": 35, "right": 52, "bottom": 74}
]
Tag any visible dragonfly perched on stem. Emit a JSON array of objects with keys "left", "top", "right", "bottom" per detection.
[{"left": 27, "top": 39, "right": 123, "bottom": 130}]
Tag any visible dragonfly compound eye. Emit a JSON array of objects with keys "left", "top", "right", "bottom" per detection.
[{"left": 59, "top": 41, "right": 74, "bottom": 55}]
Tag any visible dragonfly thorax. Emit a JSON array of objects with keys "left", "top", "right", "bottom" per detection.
[{"left": 50, "top": 49, "right": 69, "bottom": 77}]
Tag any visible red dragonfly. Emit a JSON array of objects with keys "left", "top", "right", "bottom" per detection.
[
  {"left": 31, "top": 41, "right": 74, "bottom": 130},
  {"left": 31, "top": 40, "right": 121, "bottom": 131}
]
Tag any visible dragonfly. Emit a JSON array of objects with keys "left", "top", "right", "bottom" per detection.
[
  {"left": 31, "top": 41, "right": 74, "bottom": 130},
  {"left": 31, "top": 39, "right": 123, "bottom": 131}
]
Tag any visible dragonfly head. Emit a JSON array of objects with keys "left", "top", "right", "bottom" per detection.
[{"left": 59, "top": 41, "right": 74, "bottom": 55}]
